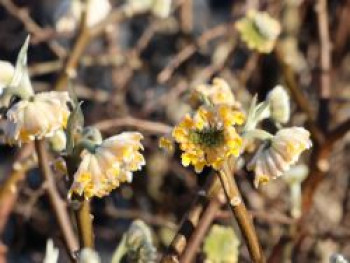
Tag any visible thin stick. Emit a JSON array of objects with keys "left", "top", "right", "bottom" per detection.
[
  {"left": 179, "top": 198, "right": 222, "bottom": 263},
  {"left": 180, "top": 0, "right": 193, "bottom": 34},
  {"left": 94, "top": 116, "right": 172, "bottom": 134},
  {"left": 160, "top": 174, "right": 217, "bottom": 262},
  {"left": 34, "top": 140, "right": 79, "bottom": 260},
  {"left": 218, "top": 165, "right": 265, "bottom": 263},
  {"left": 157, "top": 23, "right": 230, "bottom": 84}
]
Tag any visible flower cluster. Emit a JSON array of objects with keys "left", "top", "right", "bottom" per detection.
[
  {"left": 4, "top": 91, "right": 71, "bottom": 145},
  {"left": 236, "top": 10, "right": 281, "bottom": 53},
  {"left": 69, "top": 132, "right": 145, "bottom": 199},
  {"left": 172, "top": 104, "right": 244, "bottom": 172},
  {"left": 247, "top": 127, "right": 312, "bottom": 188}
]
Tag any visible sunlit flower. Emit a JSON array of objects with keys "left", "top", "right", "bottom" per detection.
[
  {"left": 172, "top": 105, "right": 244, "bottom": 172},
  {"left": 235, "top": 10, "right": 281, "bottom": 53},
  {"left": 3, "top": 91, "right": 71, "bottom": 144},
  {"left": 193, "top": 78, "right": 236, "bottom": 107},
  {"left": 0, "top": 61, "right": 15, "bottom": 90},
  {"left": 247, "top": 127, "right": 312, "bottom": 188},
  {"left": 69, "top": 132, "right": 145, "bottom": 199},
  {"left": 152, "top": 0, "right": 172, "bottom": 18},
  {"left": 267, "top": 85, "right": 290, "bottom": 124}
]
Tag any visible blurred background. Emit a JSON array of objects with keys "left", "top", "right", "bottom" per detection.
[{"left": 0, "top": 0, "right": 350, "bottom": 262}]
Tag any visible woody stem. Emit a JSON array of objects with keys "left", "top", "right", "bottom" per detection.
[
  {"left": 34, "top": 140, "right": 79, "bottom": 260},
  {"left": 218, "top": 163, "right": 265, "bottom": 263}
]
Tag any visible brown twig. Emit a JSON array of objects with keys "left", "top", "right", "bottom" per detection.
[
  {"left": 179, "top": 0, "right": 193, "bottom": 34},
  {"left": 105, "top": 204, "right": 176, "bottom": 230},
  {"left": 0, "top": 0, "right": 66, "bottom": 57},
  {"left": 179, "top": 198, "right": 222, "bottom": 263},
  {"left": 35, "top": 140, "right": 79, "bottom": 260},
  {"left": 157, "top": 23, "right": 231, "bottom": 84},
  {"left": 161, "top": 175, "right": 216, "bottom": 262},
  {"left": 0, "top": 144, "right": 34, "bottom": 235},
  {"left": 300, "top": 0, "right": 333, "bottom": 215},
  {"left": 218, "top": 164, "right": 265, "bottom": 263},
  {"left": 94, "top": 116, "right": 172, "bottom": 134},
  {"left": 54, "top": 7, "right": 131, "bottom": 91},
  {"left": 327, "top": 118, "right": 350, "bottom": 145}
]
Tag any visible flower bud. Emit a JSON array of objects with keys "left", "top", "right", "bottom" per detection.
[
  {"left": 267, "top": 85, "right": 290, "bottom": 124},
  {"left": 49, "top": 130, "right": 67, "bottom": 152}
]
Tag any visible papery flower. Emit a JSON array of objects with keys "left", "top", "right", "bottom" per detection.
[
  {"left": 267, "top": 85, "right": 290, "bottom": 124},
  {"left": 0, "top": 61, "right": 15, "bottom": 90},
  {"left": 172, "top": 105, "right": 244, "bottom": 173},
  {"left": 69, "top": 132, "right": 145, "bottom": 199},
  {"left": 235, "top": 10, "right": 281, "bottom": 53},
  {"left": 247, "top": 127, "right": 312, "bottom": 188},
  {"left": 193, "top": 78, "right": 236, "bottom": 107},
  {"left": 3, "top": 91, "right": 71, "bottom": 144}
]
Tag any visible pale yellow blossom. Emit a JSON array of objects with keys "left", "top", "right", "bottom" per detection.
[
  {"left": 172, "top": 105, "right": 244, "bottom": 172},
  {"left": 236, "top": 10, "right": 281, "bottom": 53},
  {"left": 247, "top": 127, "right": 312, "bottom": 188},
  {"left": 3, "top": 91, "right": 71, "bottom": 144},
  {"left": 69, "top": 132, "right": 145, "bottom": 199}
]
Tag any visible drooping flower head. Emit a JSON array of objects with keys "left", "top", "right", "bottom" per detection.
[
  {"left": 3, "top": 91, "right": 71, "bottom": 145},
  {"left": 247, "top": 127, "right": 312, "bottom": 188},
  {"left": 172, "top": 104, "right": 245, "bottom": 173},
  {"left": 69, "top": 132, "right": 145, "bottom": 199},
  {"left": 235, "top": 10, "right": 281, "bottom": 53}
]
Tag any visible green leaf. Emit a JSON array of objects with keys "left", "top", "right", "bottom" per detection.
[{"left": 203, "top": 224, "right": 240, "bottom": 263}]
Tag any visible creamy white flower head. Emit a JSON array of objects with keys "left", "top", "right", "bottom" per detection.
[
  {"left": 267, "top": 85, "right": 290, "bottom": 124},
  {"left": 0, "top": 61, "right": 15, "bottom": 90},
  {"left": 3, "top": 91, "right": 71, "bottom": 144},
  {"left": 69, "top": 132, "right": 145, "bottom": 199},
  {"left": 247, "top": 127, "right": 312, "bottom": 188}
]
